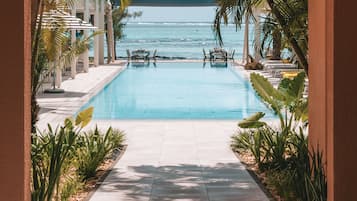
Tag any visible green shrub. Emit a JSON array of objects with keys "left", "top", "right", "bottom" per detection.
[
  {"left": 233, "top": 127, "right": 327, "bottom": 201},
  {"left": 76, "top": 126, "right": 125, "bottom": 180},
  {"left": 231, "top": 72, "right": 326, "bottom": 200},
  {"left": 232, "top": 128, "right": 268, "bottom": 166},
  {"left": 60, "top": 175, "right": 83, "bottom": 201},
  {"left": 234, "top": 115, "right": 327, "bottom": 200},
  {"left": 250, "top": 72, "right": 308, "bottom": 131},
  {"left": 31, "top": 107, "right": 94, "bottom": 201},
  {"left": 287, "top": 132, "right": 327, "bottom": 201}
]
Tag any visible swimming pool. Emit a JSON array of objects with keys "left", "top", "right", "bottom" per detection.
[{"left": 82, "top": 62, "right": 275, "bottom": 119}]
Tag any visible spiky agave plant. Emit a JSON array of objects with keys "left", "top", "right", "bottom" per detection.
[
  {"left": 76, "top": 126, "right": 125, "bottom": 180},
  {"left": 31, "top": 107, "right": 94, "bottom": 201}
]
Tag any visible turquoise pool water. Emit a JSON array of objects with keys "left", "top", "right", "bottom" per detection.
[{"left": 83, "top": 62, "right": 275, "bottom": 119}]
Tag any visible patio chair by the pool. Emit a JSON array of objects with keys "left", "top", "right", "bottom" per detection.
[
  {"left": 152, "top": 49, "right": 157, "bottom": 60},
  {"left": 228, "top": 50, "right": 235, "bottom": 60},
  {"left": 209, "top": 48, "right": 228, "bottom": 61},
  {"left": 126, "top": 49, "right": 131, "bottom": 60},
  {"left": 203, "top": 48, "right": 209, "bottom": 60},
  {"left": 212, "top": 51, "right": 227, "bottom": 61},
  {"left": 132, "top": 49, "right": 150, "bottom": 60}
]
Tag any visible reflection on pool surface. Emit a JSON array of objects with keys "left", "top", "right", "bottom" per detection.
[{"left": 82, "top": 62, "right": 275, "bottom": 119}]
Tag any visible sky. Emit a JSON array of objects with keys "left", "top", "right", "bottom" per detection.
[{"left": 127, "top": 7, "right": 218, "bottom": 22}]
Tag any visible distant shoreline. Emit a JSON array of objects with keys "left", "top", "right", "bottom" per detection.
[{"left": 126, "top": 21, "right": 246, "bottom": 26}]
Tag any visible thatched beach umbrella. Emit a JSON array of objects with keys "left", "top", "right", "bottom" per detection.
[{"left": 38, "top": 9, "right": 97, "bottom": 30}]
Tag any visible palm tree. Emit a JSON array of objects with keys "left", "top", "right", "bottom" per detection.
[
  {"left": 105, "top": 0, "right": 138, "bottom": 60},
  {"left": 111, "top": 6, "right": 142, "bottom": 59},
  {"left": 42, "top": 26, "right": 104, "bottom": 90},
  {"left": 105, "top": 0, "right": 115, "bottom": 63},
  {"left": 214, "top": 0, "right": 308, "bottom": 74},
  {"left": 31, "top": 0, "right": 103, "bottom": 130},
  {"left": 260, "top": 13, "right": 282, "bottom": 60},
  {"left": 31, "top": 0, "right": 76, "bottom": 131}
]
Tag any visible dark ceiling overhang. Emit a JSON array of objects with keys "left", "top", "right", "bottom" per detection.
[{"left": 116, "top": 0, "right": 217, "bottom": 7}]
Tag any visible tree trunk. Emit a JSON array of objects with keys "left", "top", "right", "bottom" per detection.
[
  {"left": 272, "top": 29, "right": 281, "bottom": 60},
  {"left": 105, "top": 1, "right": 115, "bottom": 63},
  {"left": 242, "top": 12, "right": 250, "bottom": 64},
  {"left": 31, "top": 0, "right": 44, "bottom": 132},
  {"left": 253, "top": 8, "right": 262, "bottom": 61},
  {"left": 106, "top": 30, "right": 110, "bottom": 63},
  {"left": 266, "top": 0, "right": 309, "bottom": 74},
  {"left": 114, "top": 38, "right": 117, "bottom": 60},
  {"left": 31, "top": 0, "right": 44, "bottom": 76}
]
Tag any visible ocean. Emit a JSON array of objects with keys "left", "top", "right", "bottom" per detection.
[{"left": 90, "top": 22, "right": 256, "bottom": 60}]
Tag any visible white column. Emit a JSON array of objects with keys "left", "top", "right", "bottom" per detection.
[
  {"left": 106, "top": 1, "right": 115, "bottom": 63},
  {"left": 93, "top": 0, "right": 99, "bottom": 66},
  {"left": 98, "top": 0, "right": 105, "bottom": 64},
  {"left": 55, "top": 52, "right": 62, "bottom": 88},
  {"left": 242, "top": 12, "right": 250, "bottom": 64},
  {"left": 71, "top": 6, "right": 77, "bottom": 78},
  {"left": 55, "top": 66, "right": 62, "bottom": 88},
  {"left": 253, "top": 9, "right": 261, "bottom": 61},
  {"left": 83, "top": 0, "right": 89, "bottom": 72}
]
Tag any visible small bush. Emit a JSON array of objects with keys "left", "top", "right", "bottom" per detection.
[
  {"left": 31, "top": 107, "right": 126, "bottom": 201},
  {"left": 232, "top": 67, "right": 326, "bottom": 200},
  {"left": 60, "top": 175, "right": 83, "bottom": 201},
  {"left": 76, "top": 126, "right": 125, "bottom": 180},
  {"left": 232, "top": 129, "right": 267, "bottom": 165},
  {"left": 31, "top": 107, "right": 93, "bottom": 201},
  {"left": 232, "top": 128, "right": 327, "bottom": 201}
]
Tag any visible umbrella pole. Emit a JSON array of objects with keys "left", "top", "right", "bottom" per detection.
[
  {"left": 52, "top": 61, "right": 56, "bottom": 90},
  {"left": 44, "top": 60, "right": 64, "bottom": 93}
]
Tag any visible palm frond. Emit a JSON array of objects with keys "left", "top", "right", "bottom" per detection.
[
  {"left": 213, "top": 0, "right": 263, "bottom": 46},
  {"left": 42, "top": 24, "right": 67, "bottom": 62},
  {"left": 61, "top": 30, "right": 105, "bottom": 68}
]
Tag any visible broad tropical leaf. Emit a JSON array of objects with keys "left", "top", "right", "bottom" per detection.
[
  {"left": 295, "top": 100, "right": 308, "bottom": 122},
  {"left": 75, "top": 107, "right": 94, "bottom": 128},
  {"left": 239, "top": 112, "right": 267, "bottom": 128},
  {"left": 250, "top": 73, "right": 284, "bottom": 113},
  {"left": 278, "top": 72, "right": 306, "bottom": 100}
]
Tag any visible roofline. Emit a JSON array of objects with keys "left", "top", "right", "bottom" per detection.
[
  {"left": 128, "top": 3, "right": 217, "bottom": 7},
  {"left": 115, "top": 0, "right": 217, "bottom": 7}
]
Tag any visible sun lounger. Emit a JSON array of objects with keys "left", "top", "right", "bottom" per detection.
[
  {"left": 282, "top": 71, "right": 299, "bottom": 79},
  {"left": 260, "top": 59, "right": 284, "bottom": 65},
  {"left": 263, "top": 63, "right": 298, "bottom": 69},
  {"left": 272, "top": 69, "right": 305, "bottom": 78}
]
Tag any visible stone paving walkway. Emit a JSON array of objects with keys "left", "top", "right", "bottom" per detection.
[
  {"left": 88, "top": 120, "right": 270, "bottom": 201},
  {"left": 37, "top": 61, "right": 271, "bottom": 201}
]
